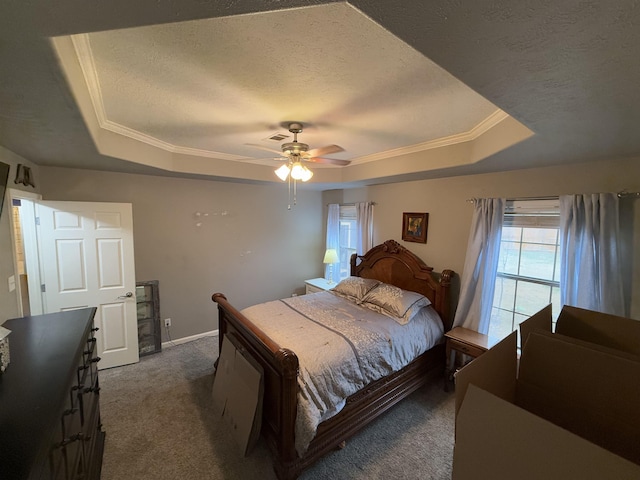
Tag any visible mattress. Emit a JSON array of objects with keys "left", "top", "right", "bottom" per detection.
[{"left": 241, "top": 290, "right": 444, "bottom": 455}]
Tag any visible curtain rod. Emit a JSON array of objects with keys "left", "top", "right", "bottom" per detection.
[
  {"left": 326, "top": 202, "right": 376, "bottom": 206},
  {"left": 467, "top": 191, "right": 640, "bottom": 203},
  {"left": 466, "top": 196, "right": 558, "bottom": 203},
  {"left": 618, "top": 190, "right": 640, "bottom": 198}
]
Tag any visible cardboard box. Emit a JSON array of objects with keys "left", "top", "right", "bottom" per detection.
[
  {"left": 557, "top": 305, "right": 640, "bottom": 355},
  {"left": 455, "top": 384, "right": 640, "bottom": 480},
  {"left": 520, "top": 303, "right": 640, "bottom": 356},
  {"left": 453, "top": 329, "right": 640, "bottom": 479},
  {"left": 212, "top": 333, "right": 264, "bottom": 456}
]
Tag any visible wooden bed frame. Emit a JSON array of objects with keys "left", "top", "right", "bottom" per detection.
[{"left": 212, "top": 239, "right": 454, "bottom": 479}]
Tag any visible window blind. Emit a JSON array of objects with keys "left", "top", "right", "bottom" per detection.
[{"left": 504, "top": 199, "right": 560, "bottom": 228}]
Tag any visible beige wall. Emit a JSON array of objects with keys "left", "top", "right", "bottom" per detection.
[
  {"left": 332, "top": 157, "right": 640, "bottom": 319},
  {"left": 0, "top": 146, "right": 41, "bottom": 322},
  {"left": 39, "top": 167, "right": 324, "bottom": 340},
  {"left": 3, "top": 154, "right": 639, "bottom": 340}
]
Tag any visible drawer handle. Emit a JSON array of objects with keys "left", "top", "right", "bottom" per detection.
[
  {"left": 91, "top": 327, "right": 100, "bottom": 332},
  {"left": 90, "top": 357, "right": 101, "bottom": 363},
  {"left": 87, "top": 338, "right": 97, "bottom": 345},
  {"left": 72, "top": 384, "right": 85, "bottom": 392},
  {"left": 63, "top": 407, "right": 78, "bottom": 416},
  {"left": 83, "top": 386, "right": 101, "bottom": 394},
  {"left": 58, "top": 433, "right": 83, "bottom": 447}
]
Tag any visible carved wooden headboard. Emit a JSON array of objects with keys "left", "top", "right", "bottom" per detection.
[{"left": 350, "top": 239, "right": 454, "bottom": 330}]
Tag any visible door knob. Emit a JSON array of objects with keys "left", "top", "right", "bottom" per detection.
[{"left": 117, "top": 291, "right": 133, "bottom": 299}]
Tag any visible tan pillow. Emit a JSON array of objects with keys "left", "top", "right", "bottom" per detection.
[
  {"left": 362, "top": 283, "right": 431, "bottom": 325},
  {"left": 330, "top": 276, "right": 381, "bottom": 302}
]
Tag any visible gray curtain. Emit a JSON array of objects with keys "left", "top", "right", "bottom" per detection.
[
  {"left": 559, "top": 193, "right": 625, "bottom": 316},
  {"left": 356, "top": 202, "right": 374, "bottom": 254},
  {"left": 453, "top": 198, "right": 505, "bottom": 333},
  {"left": 325, "top": 204, "right": 340, "bottom": 280}
]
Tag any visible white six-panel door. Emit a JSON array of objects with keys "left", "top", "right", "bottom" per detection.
[{"left": 37, "top": 201, "right": 138, "bottom": 369}]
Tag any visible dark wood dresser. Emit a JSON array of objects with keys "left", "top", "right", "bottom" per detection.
[{"left": 0, "top": 308, "right": 105, "bottom": 479}]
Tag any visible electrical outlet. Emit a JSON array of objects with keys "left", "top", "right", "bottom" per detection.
[{"left": 164, "top": 318, "right": 171, "bottom": 328}]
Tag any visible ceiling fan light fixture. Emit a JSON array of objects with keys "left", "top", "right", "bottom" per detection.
[
  {"left": 260, "top": 122, "right": 346, "bottom": 208},
  {"left": 275, "top": 164, "right": 290, "bottom": 181},
  {"left": 300, "top": 166, "right": 313, "bottom": 182},
  {"left": 290, "top": 162, "right": 306, "bottom": 180}
]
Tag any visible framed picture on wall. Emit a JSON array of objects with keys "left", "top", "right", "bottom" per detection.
[{"left": 402, "top": 212, "right": 428, "bottom": 243}]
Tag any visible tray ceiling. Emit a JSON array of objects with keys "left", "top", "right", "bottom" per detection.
[
  {"left": 3, "top": 1, "right": 638, "bottom": 188},
  {"left": 52, "top": 3, "right": 530, "bottom": 185}
]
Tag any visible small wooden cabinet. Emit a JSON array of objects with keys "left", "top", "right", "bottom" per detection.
[
  {"left": 304, "top": 277, "right": 335, "bottom": 294},
  {"left": 444, "top": 326, "right": 499, "bottom": 391},
  {"left": 136, "top": 280, "right": 161, "bottom": 356}
]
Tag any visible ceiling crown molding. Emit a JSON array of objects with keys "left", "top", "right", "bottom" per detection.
[
  {"left": 71, "top": 34, "right": 249, "bottom": 162},
  {"left": 349, "top": 109, "right": 510, "bottom": 165}
]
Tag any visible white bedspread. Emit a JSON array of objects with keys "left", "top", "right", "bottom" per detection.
[{"left": 241, "top": 291, "right": 444, "bottom": 455}]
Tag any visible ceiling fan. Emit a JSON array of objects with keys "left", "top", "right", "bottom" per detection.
[{"left": 247, "top": 122, "right": 350, "bottom": 183}]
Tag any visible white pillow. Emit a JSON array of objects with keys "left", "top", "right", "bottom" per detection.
[
  {"left": 361, "top": 283, "right": 431, "bottom": 325},
  {"left": 330, "top": 276, "right": 380, "bottom": 302}
]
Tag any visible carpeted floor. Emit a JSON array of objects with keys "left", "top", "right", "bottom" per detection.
[{"left": 99, "top": 336, "right": 455, "bottom": 479}]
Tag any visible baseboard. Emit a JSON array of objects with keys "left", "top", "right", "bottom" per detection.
[{"left": 162, "top": 329, "right": 219, "bottom": 349}]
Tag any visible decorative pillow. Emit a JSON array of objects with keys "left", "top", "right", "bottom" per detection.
[
  {"left": 361, "top": 283, "right": 431, "bottom": 325},
  {"left": 330, "top": 276, "right": 381, "bottom": 302}
]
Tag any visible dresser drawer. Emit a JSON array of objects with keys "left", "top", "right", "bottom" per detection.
[
  {"left": 305, "top": 284, "right": 323, "bottom": 294},
  {"left": 447, "top": 337, "right": 486, "bottom": 358}
]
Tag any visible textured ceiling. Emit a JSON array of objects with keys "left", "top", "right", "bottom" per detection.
[
  {"left": 75, "top": 4, "right": 499, "bottom": 166},
  {"left": 1, "top": 0, "right": 639, "bottom": 188}
]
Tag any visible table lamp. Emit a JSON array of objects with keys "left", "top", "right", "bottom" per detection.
[{"left": 323, "top": 248, "right": 339, "bottom": 284}]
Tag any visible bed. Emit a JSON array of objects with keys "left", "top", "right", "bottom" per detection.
[{"left": 212, "top": 239, "right": 454, "bottom": 479}]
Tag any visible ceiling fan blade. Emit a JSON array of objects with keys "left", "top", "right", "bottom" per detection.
[
  {"left": 234, "top": 155, "right": 286, "bottom": 162},
  {"left": 307, "top": 157, "right": 351, "bottom": 166},
  {"left": 245, "top": 143, "right": 283, "bottom": 155},
  {"left": 306, "top": 144, "right": 344, "bottom": 158}
]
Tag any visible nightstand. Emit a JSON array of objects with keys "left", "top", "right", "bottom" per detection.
[
  {"left": 444, "top": 326, "right": 499, "bottom": 391},
  {"left": 304, "top": 277, "right": 335, "bottom": 294}
]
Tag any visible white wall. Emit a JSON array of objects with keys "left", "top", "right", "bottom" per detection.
[
  {"left": 39, "top": 167, "right": 325, "bottom": 340},
  {"left": 330, "top": 157, "right": 640, "bottom": 319}
]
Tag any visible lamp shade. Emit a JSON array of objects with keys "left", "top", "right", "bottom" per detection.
[
  {"left": 323, "top": 248, "right": 339, "bottom": 264},
  {"left": 275, "top": 164, "right": 290, "bottom": 181},
  {"left": 300, "top": 166, "right": 313, "bottom": 182},
  {"left": 290, "top": 162, "right": 306, "bottom": 180}
]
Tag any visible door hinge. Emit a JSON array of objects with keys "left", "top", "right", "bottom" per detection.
[
  {"left": 41, "top": 284, "right": 46, "bottom": 293},
  {"left": 35, "top": 217, "right": 40, "bottom": 226}
]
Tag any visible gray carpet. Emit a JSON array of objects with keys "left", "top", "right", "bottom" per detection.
[{"left": 99, "top": 336, "right": 455, "bottom": 479}]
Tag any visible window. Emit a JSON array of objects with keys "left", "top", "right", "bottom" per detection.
[
  {"left": 338, "top": 205, "right": 357, "bottom": 280},
  {"left": 489, "top": 200, "right": 561, "bottom": 344}
]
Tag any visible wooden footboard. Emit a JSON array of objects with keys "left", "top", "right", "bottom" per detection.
[{"left": 212, "top": 293, "right": 299, "bottom": 469}]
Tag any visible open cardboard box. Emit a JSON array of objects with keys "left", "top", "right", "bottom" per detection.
[
  {"left": 453, "top": 305, "right": 640, "bottom": 479},
  {"left": 523, "top": 303, "right": 640, "bottom": 356}
]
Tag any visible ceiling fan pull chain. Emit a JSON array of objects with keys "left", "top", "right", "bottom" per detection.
[
  {"left": 293, "top": 177, "right": 297, "bottom": 206},
  {"left": 287, "top": 171, "right": 292, "bottom": 210}
]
